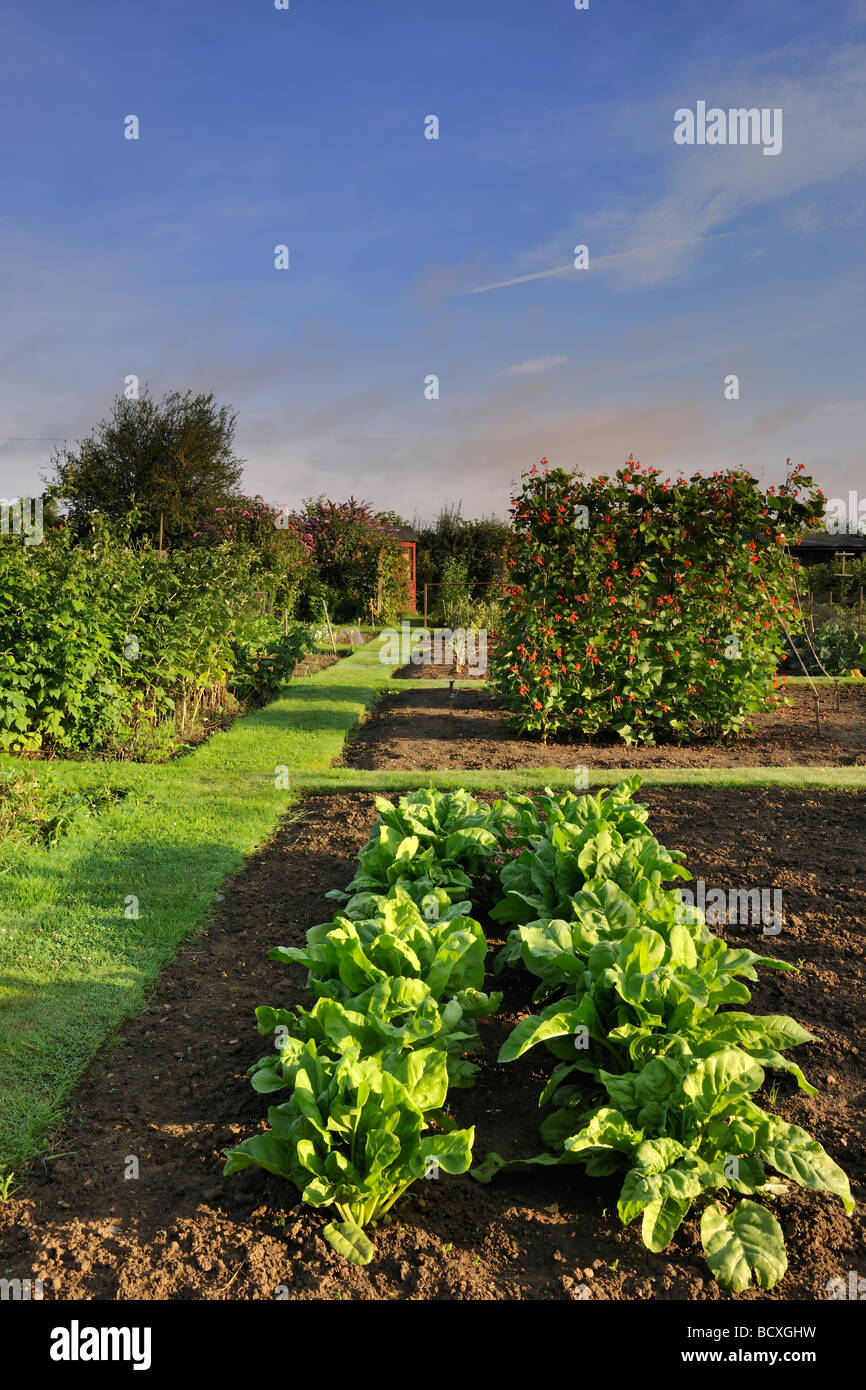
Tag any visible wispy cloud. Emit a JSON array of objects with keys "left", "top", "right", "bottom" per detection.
[
  {"left": 505, "top": 355, "right": 568, "bottom": 375},
  {"left": 472, "top": 266, "right": 572, "bottom": 294},
  {"left": 470, "top": 237, "right": 721, "bottom": 294},
  {"left": 469, "top": 44, "right": 866, "bottom": 293}
]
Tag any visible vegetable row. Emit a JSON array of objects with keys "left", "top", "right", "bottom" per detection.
[
  {"left": 223, "top": 789, "right": 509, "bottom": 1264},
  {"left": 225, "top": 780, "right": 853, "bottom": 1289},
  {"left": 476, "top": 777, "right": 853, "bottom": 1292}
]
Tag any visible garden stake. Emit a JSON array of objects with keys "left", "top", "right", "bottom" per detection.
[{"left": 320, "top": 599, "right": 337, "bottom": 654}]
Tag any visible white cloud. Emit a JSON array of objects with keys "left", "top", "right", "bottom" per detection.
[
  {"left": 505, "top": 355, "right": 568, "bottom": 375},
  {"left": 472, "top": 266, "right": 572, "bottom": 294}
]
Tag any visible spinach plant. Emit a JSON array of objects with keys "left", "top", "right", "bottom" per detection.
[
  {"left": 328, "top": 789, "right": 511, "bottom": 902},
  {"left": 476, "top": 777, "right": 854, "bottom": 1291},
  {"left": 224, "top": 1043, "right": 473, "bottom": 1264}
]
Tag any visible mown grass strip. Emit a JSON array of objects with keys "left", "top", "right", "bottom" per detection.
[
  {"left": 292, "top": 766, "right": 866, "bottom": 793},
  {"left": 786, "top": 675, "right": 865, "bottom": 686},
  {"left": 0, "top": 637, "right": 398, "bottom": 1170}
]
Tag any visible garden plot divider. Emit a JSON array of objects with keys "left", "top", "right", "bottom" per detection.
[{"left": 225, "top": 777, "right": 852, "bottom": 1288}]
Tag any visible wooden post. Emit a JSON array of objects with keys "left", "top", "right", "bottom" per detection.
[{"left": 321, "top": 600, "right": 337, "bottom": 654}]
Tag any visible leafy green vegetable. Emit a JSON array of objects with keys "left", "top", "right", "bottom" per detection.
[
  {"left": 249, "top": 975, "right": 494, "bottom": 1092},
  {"left": 700, "top": 1201, "right": 787, "bottom": 1292},
  {"left": 475, "top": 775, "right": 854, "bottom": 1292},
  {"left": 327, "top": 789, "right": 510, "bottom": 902},
  {"left": 224, "top": 1044, "right": 473, "bottom": 1264},
  {"left": 229, "top": 789, "right": 501, "bottom": 1262}
]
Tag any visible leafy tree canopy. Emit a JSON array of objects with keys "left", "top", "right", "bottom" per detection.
[{"left": 45, "top": 386, "right": 243, "bottom": 544}]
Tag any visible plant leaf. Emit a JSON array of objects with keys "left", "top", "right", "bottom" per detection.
[
  {"left": 323, "top": 1220, "right": 375, "bottom": 1265},
  {"left": 700, "top": 1200, "right": 787, "bottom": 1291}
]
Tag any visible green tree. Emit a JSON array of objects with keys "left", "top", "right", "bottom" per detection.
[
  {"left": 45, "top": 386, "right": 243, "bottom": 544},
  {"left": 414, "top": 505, "right": 511, "bottom": 594}
]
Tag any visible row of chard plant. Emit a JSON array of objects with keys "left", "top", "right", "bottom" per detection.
[
  {"left": 223, "top": 789, "right": 511, "bottom": 1263},
  {"left": 476, "top": 777, "right": 853, "bottom": 1292},
  {"left": 225, "top": 779, "right": 853, "bottom": 1289}
]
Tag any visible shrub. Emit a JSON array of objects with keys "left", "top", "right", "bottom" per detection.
[
  {"left": 227, "top": 619, "right": 312, "bottom": 704},
  {"left": 0, "top": 515, "right": 298, "bottom": 756},
  {"left": 490, "top": 459, "right": 824, "bottom": 744},
  {"left": 190, "top": 494, "right": 313, "bottom": 618},
  {"left": 290, "top": 497, "right": 408, "bottom": 623},
  {"left": 414, "top": 506, "right": 510, "bottom": 594}
]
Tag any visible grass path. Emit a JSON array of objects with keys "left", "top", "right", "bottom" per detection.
[{"left": 295, "top": 765, "right": 866, "bottom": 792}]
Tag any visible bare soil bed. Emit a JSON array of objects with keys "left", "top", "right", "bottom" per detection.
[
  {"left": 338, "top": 683, "right": 866, "bottom": 770},
  {"left": 393, "top": 662, "right": 487, "bottom": 680},
  {"left": 2, "top": 789, "right": 863, "bottom": 1301}
]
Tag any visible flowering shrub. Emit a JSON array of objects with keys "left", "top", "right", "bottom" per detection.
[
  {"left": 490, "top": 459, "right": 824, "bottom": 744},
  {"left": 290, "top": 497, "right": 408, "bottom": 623}
]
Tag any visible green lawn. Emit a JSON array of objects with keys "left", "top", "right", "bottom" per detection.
[{"left": 294, "top": 765, "right": 866, "bottom": 793}]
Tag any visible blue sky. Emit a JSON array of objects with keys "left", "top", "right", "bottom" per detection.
[{"left": 1, "top": 0, "right": 865, "bottom": 520}]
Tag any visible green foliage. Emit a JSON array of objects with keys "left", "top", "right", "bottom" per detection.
[
  {"left": 262, "top": 889, "right": 500, "bottom": 1087},
  {"left": 189, "top": 494, "right": 314, "bottom": 618},
  {"left": 224, "top": 1043, "right": 473, "bottom": 1263},
  {"left": 491, "top": 459, "right": 825, "bottom": 743},
  {"left": 328, "top": 788, "right": 513, "bottom": 902},
  {"left": 0, "top": 638, "right": 400, "bottom": 1172},
  {"left": 473, "top": 777, "right": 853, "bottom": 1292},
  {"left": 440, "top": 555, "right": 472, "bottom": 624},
  {"left": 787, "top": 621, "right": 863, "bottom": 676},
  {"left": 225, "top": 786, "right": 499, "bottom": 1260},
  {"left": 274, "top": 893, "right": 493, "bottom": 1005},
  {"left": 0, "top": 516, "right": 307, "bottom": 757},
  {"left": 291, "top": 497, "right": 407, "bottom": 623},
  {"left": 414, "top": 505, "right": 510, "bottom": 593},
  {"left": 46, "top": 386, "right": 243, "bottom": 544},
  {"left": 804, "top": 557, "right": 866, "bottom": 606},
  {"left": 227, "top": 619, "right": 311, "bottom": 704}
]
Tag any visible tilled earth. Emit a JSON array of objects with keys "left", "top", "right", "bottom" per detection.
[
  {"left": 2, "top": 789, "right": 864, "bottom": 1300},
  {"left": 338, "top": 682, "right": 866, "bottom": 769}
]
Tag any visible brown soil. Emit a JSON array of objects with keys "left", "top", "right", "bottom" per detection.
[
  {"left": 393, "top": 662, "right": 487, "bottom": 680},
  {"left": 289, "top": 651, "right": 343, "bottom": 679},
  {"left": 2, "top": 789, "right": 863, "bottom": 1301},
  {"left": 337, "top": 683, "right": 866, "bottom": 770}
]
